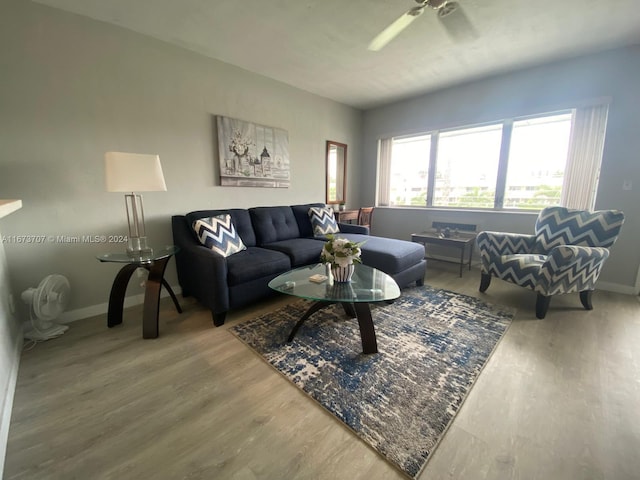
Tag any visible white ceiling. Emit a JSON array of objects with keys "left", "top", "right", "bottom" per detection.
[{"left": 33, "top": 0, "right": 640, "bottom": 109}]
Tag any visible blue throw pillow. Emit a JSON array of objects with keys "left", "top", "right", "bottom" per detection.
[
  {"left": 192, "top": 214, "right": 247, "bottom": 257},
  {"left": 308, "top": 207, "right": 339, "bottom": 237}
]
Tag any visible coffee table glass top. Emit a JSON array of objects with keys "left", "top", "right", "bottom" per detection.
[
  {"left": 97, "top": 245, "right": 179, "bottom": 264},
  {"left": 268, "top": 263, "right": 400, "bottom": 303}
]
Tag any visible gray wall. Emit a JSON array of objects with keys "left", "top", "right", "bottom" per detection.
[
  {"left": 0, "top": 0, "right": 363, "bottom": 317},
  {"left": 362, "top": 45, "right": 640, "bottom": 293}
]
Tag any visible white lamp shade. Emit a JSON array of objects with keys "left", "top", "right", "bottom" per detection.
[{"left": 105, "top": 152, "right": 167, "bottom": 192}]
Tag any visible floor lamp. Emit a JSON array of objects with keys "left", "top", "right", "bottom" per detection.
[{"left": 105, "top": 152, "right": 167, "bottom": 257}]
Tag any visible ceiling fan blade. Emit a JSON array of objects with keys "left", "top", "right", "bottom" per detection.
[
  {"left": 437, "top": 2, "right": 478, "bottom": 42},
  {"left": 368, "top": 7, "right": 424, "bottom": 51}
]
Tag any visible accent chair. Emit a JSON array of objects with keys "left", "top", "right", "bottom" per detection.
[{"left": 476, "top": 206, "right": 625, "bottom": 319}]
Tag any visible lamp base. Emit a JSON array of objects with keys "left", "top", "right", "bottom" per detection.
[{"left": 127, "top": 236, "right": 153, "bottom": 257}]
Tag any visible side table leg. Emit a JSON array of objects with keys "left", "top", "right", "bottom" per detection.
[
  {"left": 141, "top": 266, "right": 183, "bottom": 314},
  {"left": 353, "top": 302, "right": 378, "bottom": 354},
  {"left": 161, "top": 279, "right": 183, "bottom": 313},
  {"left": 107, "top": 264, "right": 138, "bottom": 328},
  {"left": 143, "top": 257, "right": 171, "bottom": 339},
  {"left": 459, "top": 245, "right": 465, "bottom": 277}
]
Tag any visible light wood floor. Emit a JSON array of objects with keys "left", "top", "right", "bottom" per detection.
[{"left": 5, "top": 263, "right": 640, "bottom": 480}]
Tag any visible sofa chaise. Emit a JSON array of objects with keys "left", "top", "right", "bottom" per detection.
[{"left": 171, "top": 203, "right": 426, "bottom": 325}]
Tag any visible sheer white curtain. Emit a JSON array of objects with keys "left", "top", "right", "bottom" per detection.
[
  {"left": 376, "top": 138, "right": 393, "bottom": 206},
  {"left": 560, "top": 103, "right": 609, "bottom": 210}
]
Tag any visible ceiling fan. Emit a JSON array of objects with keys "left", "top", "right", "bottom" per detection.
[{"left": 368, "top": 0, "right": 476, "bottom": 51}]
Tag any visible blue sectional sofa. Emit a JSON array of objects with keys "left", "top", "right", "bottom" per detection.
[{"left": 171, "top": 203, "right": 426, "bottom": 326}]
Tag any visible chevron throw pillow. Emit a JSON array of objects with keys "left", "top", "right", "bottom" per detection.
[
  {"left": 192, "top": 214, "right": 247, "bottom": 257},
  {"left": 308, "top": 207, "right": 339, "bottom": 237}
]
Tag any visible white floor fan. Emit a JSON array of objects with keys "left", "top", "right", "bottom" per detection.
[{"left": 21, "top": 274, "right": 70, "bottom": 341}]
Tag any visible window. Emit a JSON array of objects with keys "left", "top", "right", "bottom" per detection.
[
  {"left": 503, "top": 113, "right": 572, "bottom": 209},
  {"left": 377, "top": 105, "right": 608, "bottom": 211},
  {"left": 434, "top": 124, "right": 502, "bottom": 208},
  {"left": 389, "top": 134, "right": 431, "bottom": 206}
]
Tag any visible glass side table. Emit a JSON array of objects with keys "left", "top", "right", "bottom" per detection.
[{"left": 97, "top": 245, "right": 182, "bottom": 339}]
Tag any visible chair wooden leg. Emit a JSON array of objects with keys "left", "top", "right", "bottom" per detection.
[
  {"left": 580, "top": 290, "right": 593, "bottom": 310},
  {"left": 479, "top": 273, "right": 492, "bottom": 292},
  {"left": 536, "top": 294, "right": 551, "bottom": 319}
]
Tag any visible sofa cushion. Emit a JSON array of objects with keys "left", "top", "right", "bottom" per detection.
[
  {"left": 337, "top": 233, "right": 425, "bottom": 275},
  {"left": 308, "top": 206, "right": 340, "bottom": 237},
  {"left": 249, "top": 206, "right": 301, "bottom": 244},
  {"left": 187, "top": 209, "right": 256, "bottom": 247},
  {"left": 226, "top": 247, "right": 291, "bottom": 286},
  {"left": 261, "top": 238, "right": 326, "bottom": 267},
  {"left": 192, "top": 215, "right": 247, "bottom": 257}
]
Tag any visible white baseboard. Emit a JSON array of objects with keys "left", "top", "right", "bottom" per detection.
[
  {"left": 596, "top": 281, "right": 639, "bottom": 296},
  {"left": 0, "top": 329, "right": 23, "bottom": 479},
  {"left": 59, "top": 284, "right": 183, "bottom": 324}
]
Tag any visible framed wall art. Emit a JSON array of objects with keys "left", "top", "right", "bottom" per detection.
[{"left": 216, "top": 115, "right": 290, "bottom": 188}]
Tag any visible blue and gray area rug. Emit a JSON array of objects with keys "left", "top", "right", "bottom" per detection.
[{"left": 230, "top": 286, "right": 514, "bottom": 478}]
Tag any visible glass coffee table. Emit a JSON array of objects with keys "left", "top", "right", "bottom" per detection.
[{"left": 268, "top": 263, "right": 401, "bottom": 354}]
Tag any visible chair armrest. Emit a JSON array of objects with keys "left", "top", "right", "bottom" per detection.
[
  {"left": 536, "top": 245, "right": 610, "bottom": 296},
  {"left": 339, "top": 223, "right": 369, "bottom": 235},
  {"left": 477, "top": 232, "right": 536, "bottom": 254},
  {"left": 476, "top": 231, "right": 536, "bottom": 272}
]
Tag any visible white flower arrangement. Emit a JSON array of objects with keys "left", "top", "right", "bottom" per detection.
[{"left": 320, "top": 234, "right": 365, "bottom": 268}]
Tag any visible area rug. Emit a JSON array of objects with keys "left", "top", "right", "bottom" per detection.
[{"left": 229, "top": 286, "right": 514, "bottom": 478}]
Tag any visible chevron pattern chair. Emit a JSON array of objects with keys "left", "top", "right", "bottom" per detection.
[{"left": 476, "top": 206, "right": 625, "bottom": 319}]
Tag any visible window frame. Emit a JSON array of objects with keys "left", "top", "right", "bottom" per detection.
[{"left": 384, "top": 110, "right": 575, "bottom": 211}]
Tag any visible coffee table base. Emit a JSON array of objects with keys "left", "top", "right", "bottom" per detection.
[{"left": 287, "top": 301, "right": 378, "bottom": 354}]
